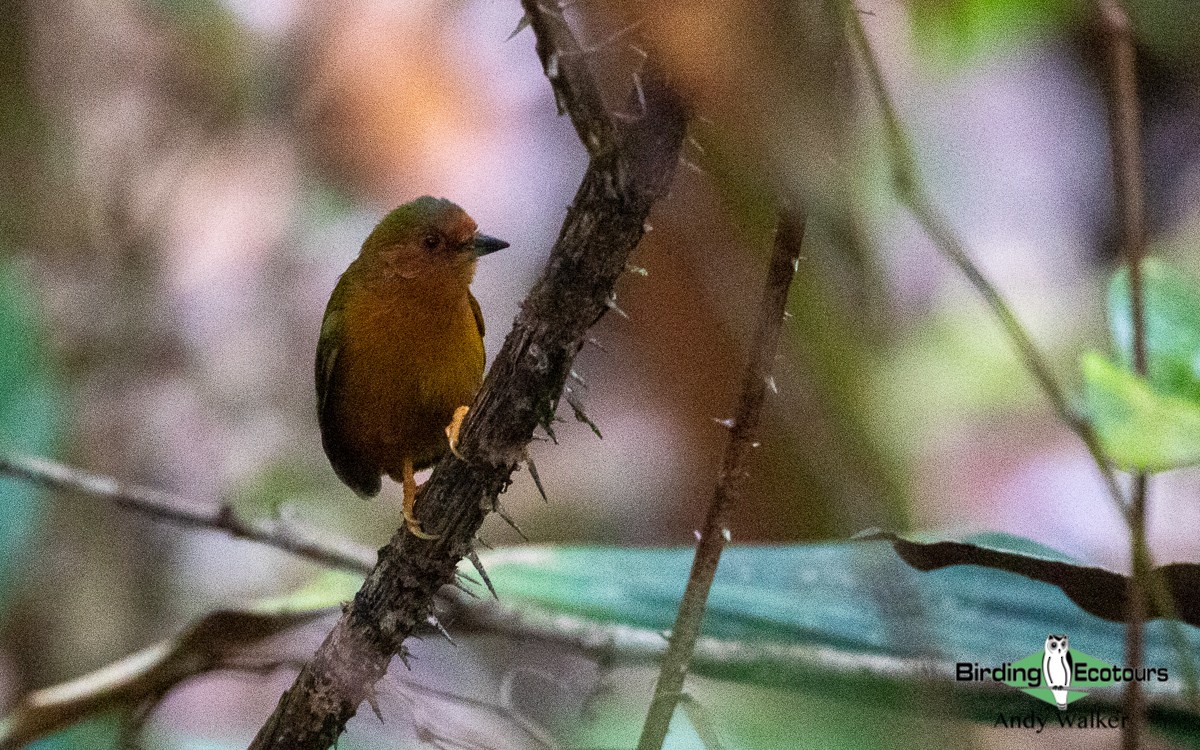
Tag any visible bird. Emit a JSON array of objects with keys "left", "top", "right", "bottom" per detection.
[{"left": 315, "top": 196, "right": 508, "bottom": 539}]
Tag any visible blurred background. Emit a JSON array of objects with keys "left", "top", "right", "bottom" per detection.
[{"left": 2, "top": 0, "right": 1200, "bottom": 746}]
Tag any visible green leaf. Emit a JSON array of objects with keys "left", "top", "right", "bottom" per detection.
[
  {"left": 1081, "top": 351, "right": 1200, "bottom": 471},
  {"left": 1109, "top": 258, "right": 1200, "bottom": 403},
  {"left": 473, "top": 541, "right": 1200, "bottom": 745},
  {"left": 859, "top": 529, "right": 1200, "bottom": 627},
  {"left": 471, "top": 543, "right": 1200, "bottom": 712},
  {"left": 0, "top": 258, "right": 61, "bottom": 598},
  {"left": 909, "top": 0, "right": 1076, "bottom": 68}
]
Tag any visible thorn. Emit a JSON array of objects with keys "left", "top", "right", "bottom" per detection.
[
  {"left": 721, "top": 527, "right": 732, "bottom": 542},
  {"left": 605, "top": 293, "right": 629, "bottom": 319},
  {"left": 625, "top": 264, "right": 649, "bottom": 276},
  {"left": 570, "top": 368, "right": 588, "bottom": 386},
  {"left": 397, "top": 647, "right": 414, "bottom": 670},
  {"left": 783, "top": 310, "right": 794, "bottom": 320},
  {"left": 427, "top": 614, "right": 457, "bottom": 646},
  {"left": 560, "top": 19, "right": 643, "bottom": 59},
  {"left": 632, "top": 71, "right": 647, "bottom": 116},
  {"left": 566, "top": 390, "right": 603, "bottom": 438},
  {"left": 448, "top": 579, "right": 480, "bottom": 599},
  {"left": 629, "top": 44, "right": 648, "bottom": 59},
  {"left": 713, "top": 416, "right": 736, "bottom": 429},
  {"left": 693, "top": 529, "right": 702, "bottom": 541},
  {"left": 467, "top": 549, "right": 499, "bottom": 600},
  {"left": 687, "top": 136, "right": 706, "bottom": 154},
  {"left": 586, "top": 336, "right": 609, "bottom": 352},
  {"left": 679, "top": 156, "right": 704, "bottom": 175},
  {"left": 495, "top": 502, "right": 530, "bottom": 541},
  {"left": 526, "top": 453, "right": 549, "bottom": 503},
  {"left": 546, "top": 51, "right": 560, "bottom": 79},
  {"left": 507, "top": 12, "right": 531, "bottom": 40},
  {"left": 537, "top": 395, "right": 559, "bottom": 443},
  {"left": 365, "top": 684, "right": 385, "bottom": 722},
  {"left": 764, "top": 374, "right": 778, "bottom": 394},
  {"left": 643, "top": 221, "right": 653, "bottom": 232},
  {"left": 751, "top": 441, "right": 761, "bottom": 448},
  {"left": 456, "top": 568, "right": 482, "bottom": 586},
  {"left": 791, "top": 257, "right": 800, "bottom": 273}
]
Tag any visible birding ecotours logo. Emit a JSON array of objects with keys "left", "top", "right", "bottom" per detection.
[{"left": 956, "top": 634, "right": 1166, "bottom": 709}]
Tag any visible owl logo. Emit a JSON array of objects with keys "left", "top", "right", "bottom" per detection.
[{"left": 1042, "top": 634, "right": 1073, "bottom": 709}]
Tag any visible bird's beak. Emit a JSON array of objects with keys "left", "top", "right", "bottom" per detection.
[{"left": 473, "top": 233, "right": 510, "bottom": 257}]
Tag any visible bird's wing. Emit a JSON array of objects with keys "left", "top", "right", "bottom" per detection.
[
  {"left": 315, "top": 295, "right": 343, "bottom": 416},
  {"left": 315, "top": 276, "right": 381, "bottom": 497},
  {"left": 468, "top": 291, "right": 485, "bottom": 338}
]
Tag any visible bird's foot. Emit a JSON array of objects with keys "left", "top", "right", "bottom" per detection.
[
  {"left": 403, "top": 506, "right": 440, "bottom": 540},
  {"left": 446, "top": 405, "right": 470, "bottom": 459},
  {"left": 403, "top": 458, "right": 439, "bottom": 540}
]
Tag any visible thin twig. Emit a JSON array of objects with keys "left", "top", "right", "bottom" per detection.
[
  {"left": 635, "top": 213, "right": 805, "bottom": 750},
  {"left": 245, "top": 7, "right": 687, "bottom": 747},
  {"left": 0, "top": 452, "right": 375, "bottom": 575},
  {"left": 1096, "top": 0, "right": 1150, "bottom": 745},
  {"left": 844, "top": 7, "right": 1129, "bottom": 514}
]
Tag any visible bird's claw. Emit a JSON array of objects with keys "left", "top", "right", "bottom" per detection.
[
  {"left": 404, "top": 511, "right": 440, "bottom": 540},
  {"left": 402, "top": 458, "right": 439, "bottom": 540}
]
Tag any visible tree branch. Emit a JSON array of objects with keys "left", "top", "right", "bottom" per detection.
[
  {"left": 0, "top": 607, "right": 332, "bottom": 750},
  {"left": 0, "top": 452, "right": 375, "bottom": 575},
  {"left": 1095, "top": 1, "right": 1150, "bottom": 746},
  {"left": 636, "top": 212, "right": 805, "bottom": 750},
  {"left": 245, "top": 7, "right": 687, "bottom": 747}
]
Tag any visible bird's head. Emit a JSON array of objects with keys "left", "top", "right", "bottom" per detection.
[{"left": 361, "top": 196, "right": 509, "bottom": 285}]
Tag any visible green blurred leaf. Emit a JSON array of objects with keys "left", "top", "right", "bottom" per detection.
[
  {"left": 24, "top": 718, "right": 120, "bottom": 750},
  {"left": 1082, "top": 351, "right": 1200, "bottom": 471},
  {"left": 0, "top": 258, "right": 61, "bottom": 597},
  {"left": 473, "top": 543, "right": 1200, "bottom": 718},
  {"left": 1109, "top": 259, "right": 1200, "bottom": 403},
  {"left": 909, "top": 0, "right": 1076, "bottom": 68},
  {"left": 475, "top": 541, "right": 1200, "bottom": 744}
]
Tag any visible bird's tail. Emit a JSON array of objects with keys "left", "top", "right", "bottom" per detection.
[{"left": 1052, "top": 688, "right": 1068, "bottom": 710}]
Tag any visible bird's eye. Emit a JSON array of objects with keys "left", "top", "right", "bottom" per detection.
[{"left": 423, "top": 234, "right": 439, "bottom": 250}]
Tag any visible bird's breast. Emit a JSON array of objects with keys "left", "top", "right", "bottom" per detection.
[{"left": 336, "top": 288, "right": 485, "bottom": 469}]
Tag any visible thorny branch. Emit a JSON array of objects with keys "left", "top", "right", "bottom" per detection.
[
  {"left": 636, "top": 213, "right": 805, "bottom": 750},
  {"left": 245, "top": 4, "right": 687, "bottom": 747}
]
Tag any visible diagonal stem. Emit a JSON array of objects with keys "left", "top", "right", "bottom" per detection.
[
  {"left": 636, "top": 212, "right": 805, "bottom": 750},
  {"left": 844, "top": 6, "right": 1128, "bottom": 514},
  {"left": 1096, "top": 1, "right": 1150, "bottom": 746}
]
